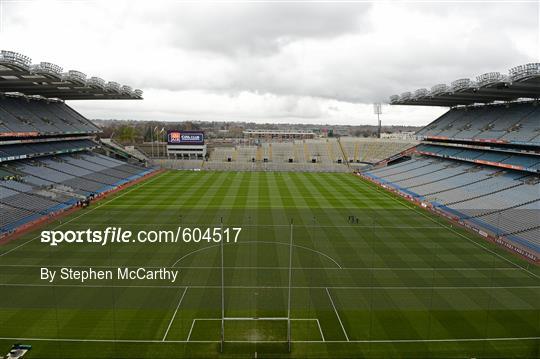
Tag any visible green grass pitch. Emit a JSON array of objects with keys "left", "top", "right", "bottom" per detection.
[{"left": 0, "top": 171, "right": 538, "bottom": 358}]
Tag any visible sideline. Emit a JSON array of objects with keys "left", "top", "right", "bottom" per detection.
[
  {"left": 356, "top": 174, "right": 539, "bottom": 279},
  {"left": 0, "top": 170, "right": 166, "bottom": 257}
]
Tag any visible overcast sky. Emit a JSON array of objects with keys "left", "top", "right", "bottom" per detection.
[{"left": 1, "top": 0, "right": 539, "bottom": 126}]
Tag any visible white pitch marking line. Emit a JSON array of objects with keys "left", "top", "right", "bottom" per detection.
[
  {"left": 197, "top": 317, "right": 316, "bottom": 321},
  {"left": 0, "top": 264, "right": 523, "bottom": 272},
  {"left": 316, "top": 319, "right": 325, "bottom": 342},
  {"left": 189, "top": 317, "right": 326, "bottom": 342},
  {"left": 162, "top": 287, "right": 188, "bottom": 341},
  {"left": 2, "top": 283, "right": 539, "bottom": 290},
  {"left": 0, "top": 171, "right": 165, "bottom": 258},
  {"left": 62, "top": 223, "right": 442, "bottom": 229},
  {"left": 1, "top": 336, "right": 536, "bottom": 344},
  {"left": 223, "top": 317, "right": 288, "bottom": 321},
  {"left": 369, "top": 180, "right": 540, "bottom": 280},
  {"left": 186, "top": 319, "right": 196, "bottom": 341},
  {"left": 326, "top": 287, "right": 349, "bottom": 342},
  {"left": 97, "top": 171, "right": 166, "bottom": 206},
  {"left": 105, "top": 195, "right": 396, "bottom": 200},
  {"left": 0, "top": 202, "right": 104, "bottom": 258},
  {"left": 171, "top": 245, "right": 216, "bottom": 267},
  {"left": 171, "top": 240, "right": 342, "bottom": 269}
]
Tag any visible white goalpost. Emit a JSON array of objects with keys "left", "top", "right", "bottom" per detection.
[
  {"left": 287, "top": 219, "right": 293, "bottom": 352},
  {"left": 218, "top": 218, "right": 295, "bottom": 352},
  {"left": 220, "top": 217, "right": 225, "bottom": 353}
]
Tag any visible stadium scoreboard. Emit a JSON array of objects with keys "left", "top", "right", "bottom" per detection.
[
  {"left": 166, "top": 130, "right": 206, "bottom": 159},
  {"left": 167, "top": 130, "right": 205, "bottom": 145}
]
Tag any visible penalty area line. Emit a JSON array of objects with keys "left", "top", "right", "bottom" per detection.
[
  {"left": 316, "top": 319, "right": 325, "bottom": 342},
  {"left": 186, "top": 319, "right": 196, "bottom": 341},
  {"left": 326, "top": 287, "right": 349, "bottom": 342},
  {"left": 162, "top": 287, "right": 188, "bottom": 341}
]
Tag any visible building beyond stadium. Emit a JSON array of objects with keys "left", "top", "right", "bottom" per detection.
[{"left": 244, "top": 129, "right": 315, "bottom": 141}]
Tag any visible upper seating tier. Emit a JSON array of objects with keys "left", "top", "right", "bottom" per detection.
[
  {"left": 0, "top": 97, "right": 100, "bottom": 136},
  {"left": 416, "top": 102, "right": 540, "bottom": 145}
]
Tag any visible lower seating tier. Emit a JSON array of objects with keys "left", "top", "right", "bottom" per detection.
[
  {"left": 364, "top": 155, "right": 540, "bottom": 253},
  {"left": 0, "top": 151, "right": 156, "bottom": 235},
  {"left": 416, "top": 144, "right": 540, "bottom": 173},
  {"left": 0, "top": 139, "right": 98, "bottom": 161}
]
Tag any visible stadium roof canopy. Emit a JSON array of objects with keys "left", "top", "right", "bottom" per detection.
[
  {"left": 0, "top": 50, "right": 142, "bottom": 100},
  {"left": 389, "top": 63, "right": 540, "bottom": 107}
]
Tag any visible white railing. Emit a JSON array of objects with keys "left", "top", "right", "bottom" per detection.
[
  {"left": 414, "top": 88, "right": 428, "bottom": 98},
  {"left": 430, "top": 84, "right": 448, "bottom": 96},
  {"left": 0, "top": 50, "right": 31, "bottom": 69},
  {"left": 400, "top": 91, "right": 412, "bottom": 101},
  {"left": 389, "top": 94, "right": 400, "bottom": 103},
  {"left": 509, "top": 63, "right": 540, "bottom": 82},
  {"left": 63, "top": 70, "right": 87, "bottom": 83},
  {"left": 476, "top": 72, "right": 507, "bottom": 87},
  {"left": 451, "top": 78, "right": 474, "bottom": 92},
  {"left": 88, "top": 76, "right": 106, "bottom": 88},
  {"left": 0, "top": 49, "right": 142, "bottom": 99},
  {"left": 121, "top": 85, "right": 132, "bottom": 94},
  {"left": 106, "top": 81, "right": 121, "bottom": 92},
  {"left": 31, "top": 62, "right": 63, "bottom": 76}
]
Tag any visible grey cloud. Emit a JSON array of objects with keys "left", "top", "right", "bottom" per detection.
[
  {"left": 3, "top": 0, "right": 538, "bottom": 125},
  {"left": 143, "top": 2, "right": 372, "bottom": 55},
  {"left": 130, "top": 1, "right": 538, "bottom": 104}
]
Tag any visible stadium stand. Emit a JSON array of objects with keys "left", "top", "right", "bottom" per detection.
[
  {"left": 99, "top": 138, "right": 148, "bottom": 164},
  {"left": 415, "top": 102, "right": 540, "bottom": 145},
  {"left": 366, "top": 63, "right": 540, "bottom": 258},
  {"left": 176, "top": 138, "right": 416, "bottom": 172},
  {"left": 0, "top": 138, "right": 98, "bottom": 161},
  {"left": 340, "top": 137, "right": 417, "bottom": 164},
  {"left": 416, "top": 143, "right": 540, "bottom": 173},
  {"left": 0, "top": 50, "right": 155, "bottom": 237},
  {"left": 0, "top": 96, "right": 101, "bottom": 135}
]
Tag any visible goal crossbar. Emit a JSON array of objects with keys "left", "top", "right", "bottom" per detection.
[{"left": 219, "top": 219, "right": 295, "bottom": 351}]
